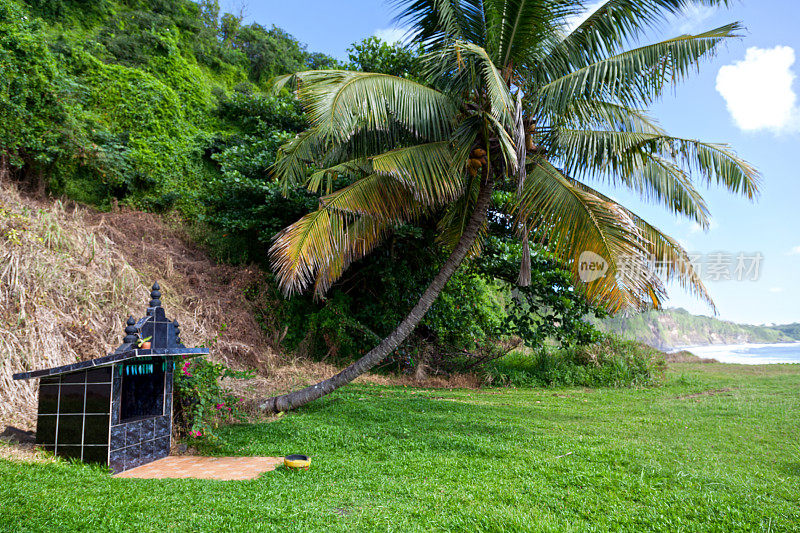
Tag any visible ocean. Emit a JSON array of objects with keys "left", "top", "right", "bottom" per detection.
[{"left": 672, "top": 342, "right": 800, "bottom": 365}]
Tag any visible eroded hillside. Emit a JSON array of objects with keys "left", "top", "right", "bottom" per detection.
[{"left": 0, "top": 182, "right": 337, "bottom": 429}]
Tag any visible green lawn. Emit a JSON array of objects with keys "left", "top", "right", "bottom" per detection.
[{"left": 3, "top": 364, "right": 800, "bottom": 532}]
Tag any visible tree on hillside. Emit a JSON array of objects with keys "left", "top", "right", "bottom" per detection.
[
  {"left": 198, "top": 0, "right": 220, "bottom": 30},
  {"left": 305, "top": 52, "right": 343, "bottom": 71},
  {"left": 347, "top": 36, "right": 422, "bottom": 79},
  {"left": 233, "top": 24, "right": 308, "bottom": 82},
  {"left": 259, "top": 0, "right": 759, "bottom": 412},
  {"left": 0, "top": 0, "right": 77, "bottom": 185}
]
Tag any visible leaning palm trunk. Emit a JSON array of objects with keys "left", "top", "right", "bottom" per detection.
[{"left": 260, "top": 179, "right": 493, "bottom": 412}]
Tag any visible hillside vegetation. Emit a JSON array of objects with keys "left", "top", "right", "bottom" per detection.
[
  {"left": 1, "top": 0, "right": 316, "bottom": 208},
  {"left": 771, "top": 323, "right": 800, "bottom": 341},
  {"left": 1, "top": 0, "right": 609, "bottom": 381},
  {"left": 596, "top": 308, "right": 794, "bottom": 350}
]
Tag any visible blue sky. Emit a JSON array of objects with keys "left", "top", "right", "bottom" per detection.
[{"left": 236, "top": 1, "right": 800, "bottom": 326}]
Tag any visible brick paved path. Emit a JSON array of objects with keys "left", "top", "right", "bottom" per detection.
[{"left": 114, "top": 456, "right": 284, "bottom": 480}]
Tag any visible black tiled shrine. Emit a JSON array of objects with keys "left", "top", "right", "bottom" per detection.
[{"left": 13, "top": 283, "right": 208, "bottom": 473}]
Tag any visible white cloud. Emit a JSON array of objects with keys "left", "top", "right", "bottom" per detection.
[
  {"left": 788, "top": 246, "right": 800, "bottom": 255},
  {"left": 716, "top": 46, "right": 800, "bottom": 133},
  {"left": 673, "top": 5, "right": 717, "bottom": 34},
  {"left": 374, "top": 27, "right": 410, "bottom": 44},
  {"left": 769, "top": 287, "right": 785, "bottom": 294}
]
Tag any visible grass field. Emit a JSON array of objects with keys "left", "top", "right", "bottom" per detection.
[{"left": 2, "top": 363, "right": 799, "bottom": 532}]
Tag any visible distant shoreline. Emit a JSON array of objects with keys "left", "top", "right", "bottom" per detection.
[
  {"left": 667, "top": 341, "right": 800, "bottom": 352},
  {"left": 666, "top": 342, "right": 800, "bottom": 365},
  {"left": 597, "top": 309, "right": 800, "bottom": 353}
]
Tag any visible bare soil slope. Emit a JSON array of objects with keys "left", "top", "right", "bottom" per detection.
[{"left": 0, "top": 182, "right": 330, "bottom": 429}]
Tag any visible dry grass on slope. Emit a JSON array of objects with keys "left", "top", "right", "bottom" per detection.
[{"left": 0, "top": 181, "right": 290, "bottom": 429}]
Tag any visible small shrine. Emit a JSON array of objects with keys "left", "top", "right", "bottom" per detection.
[{"left": 12, "top": 283, "right": 208, "bottom": 473}]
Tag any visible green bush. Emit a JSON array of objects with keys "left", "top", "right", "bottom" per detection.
[
  {"left": 347, "top": 36, "right": 423, "bottom": 80},
  {"left": 198, "top": 90, "right": 311, "bottom": 263},
  {"left": 474, "top": 235, "right": 606, "bottom": 348},
  {"left": 0, "top": 0, "right": 76, "bottom": 170},
  {"left": 23, "top": 0, "right": 112, "bottom": 24},
  {"left": 3, "top": 0, "right": 314, "bottom": 212},
  {"left": 486, "top": 335, "right": 666, "bottom": 388}
]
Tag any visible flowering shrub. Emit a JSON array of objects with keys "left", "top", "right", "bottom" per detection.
[{"left": 173, "top": 357, "right": 253, "bottom": 442}]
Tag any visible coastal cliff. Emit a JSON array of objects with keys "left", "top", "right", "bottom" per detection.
[{"left": 595, "top": 308, "right": 795, "bottom": 350}]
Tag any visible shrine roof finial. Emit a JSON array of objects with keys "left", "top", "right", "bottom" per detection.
[{"left": 149, "top": 282, "right": 162, "bottom": 307}]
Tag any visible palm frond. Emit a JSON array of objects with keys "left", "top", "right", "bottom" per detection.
[
  {"left": 273, "top": 125, "right": 429, "bottom": 193},
  {"left": 391, "top": 0, "right": 488, "bottom": 49},
  {"left": 553, "top": 99, "right": 664, "bottom": 134},
  {"left": 319, "top": 124, "right": 431, "bottom": 168},
  {"left": 371, "top": 142, "right": 466, "bottom": 204},
  {"left": 311, "top": 215, "right": 393, "bottom": 296},
  {"left": 272, "top": 127, "right": 329, "bottom": 191},
  {"left": 515, "top": 160, "right": 663, "bottom": 312},
  {"left": 270, "top": 207, "right": 395, "bottom": 298},
  {"left": 550, "top": 0, "right": 733, "bottom": 70},
  {"left": 267, "top": 72, "right": 301, "bottom": 94},
  {"left": 271, "top": 143, "right": 475, "bottom": 297},
  {"left": 270, "top": 208, "right": 339, "bottom": 296},
  {"left": 319, "top": 173, "right": 424, "bottom": 221},
  {"left": 449, "top": 114, "right": 482, "bottom": 166},
  {"left": 306, "top": 158, "right": 372, "bottom": 194},
  {"left": 569, "top": 178, "right": 715, "bottom": 311},
  {"left": 630, "top": 154, "right": 711, "bottom": 227},
  {"left": 482, "top": 109, "right": 519, "bottom": 170},
  {"left": 543, "top": 127, "right": 714, "bottom": 226},
  {"left": 538, "top": 25, "right": 740, "bottom": 111},
  {"left": 272, "top": 169, "right": 438, "bottom": 296},
  {"left": 456, "top": 42, "right": 516, "bottom": 126},
  {"left": 551, "top": 128, "right": 760, "bottom": 199},
  {"left": 485, "top": 0, "right": 571, "bottom": 67},
  {"left": 279, "top": 70, "right": 458, "bottom": 145},
  {"left": 437, "top": 170, "right": 488, "bottom": 257}
]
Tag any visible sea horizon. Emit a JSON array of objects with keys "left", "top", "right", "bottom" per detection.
[{"left": 669, "top": 342, "right": 800, "bottom": 365}]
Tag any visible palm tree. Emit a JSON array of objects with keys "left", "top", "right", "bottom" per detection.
[{"left": 259, "top": 0, "right": 758, "bottom": 412}]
